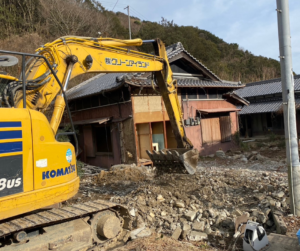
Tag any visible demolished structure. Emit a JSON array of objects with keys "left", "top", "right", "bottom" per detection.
[{"left": 66, "top": 42, "right": 248, "bottom": 168}]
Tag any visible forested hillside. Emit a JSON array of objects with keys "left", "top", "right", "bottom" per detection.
[{"left": 0, "top": 0, "right": 282, "bottom": 83}]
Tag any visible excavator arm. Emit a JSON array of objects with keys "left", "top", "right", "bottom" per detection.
[{"left": 2, "top": 36, "right": 198, "bottom": 173}]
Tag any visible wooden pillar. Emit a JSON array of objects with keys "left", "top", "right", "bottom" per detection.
[
  {"left": 161, "top": 97, "right": 168, "bottom": 149},
  {"left": 131, "top": 95, "right": 140, "bottom": 164},
  {"left": 245, "top": 115, "right": 249, "bottom": 138},
  {"left": 149, "top": 122, "right": 153, "bottom": 151},
  {"left": 134, "top": 124, "right": 140, "bottom": 163}
]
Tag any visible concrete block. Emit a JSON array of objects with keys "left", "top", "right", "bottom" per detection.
[
  {"left": 272, "top": 213, "right": 287, "bottom": 235},
  {"left": 188, "top": 231, "right": 208, "bottom": 241},
  {"left": 171, "top": 227, "right": 182, "bottom": 240},
  {"left": 192, "top": 221, "right": 205, "bottom": 232},
  {"left": 185, "top": 211, "right": 197, "bottom": 221},
  {"left": 136, "top": 228, "right": 152, "bottom": 238}
]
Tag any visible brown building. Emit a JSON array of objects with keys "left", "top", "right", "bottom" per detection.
[{"left": 66, "top": 42, "right": 248, "bottom": 168}]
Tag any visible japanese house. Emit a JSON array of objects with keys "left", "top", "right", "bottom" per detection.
[
  {"left": 66, "top": 42, "right": 248, "bottom": 168},
  {"left": 236, "top": 75, "right": 300, "bottom": 137}
]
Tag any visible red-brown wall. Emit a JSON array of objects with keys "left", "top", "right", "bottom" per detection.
[
  {"left": 182, "top": 100, "right": 237, "bottom": 119},
  {"left": 182, "top": 100, "right": 238, "bottom": 155}
]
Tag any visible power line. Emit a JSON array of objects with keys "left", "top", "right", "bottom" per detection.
[
  {"left": 111, "top": 0, "right": 119, "bottom": 11},
  {"left": 130, "top": 6, "right": 148, "bottom": 20},
  {"left": 129, "top": 9, "right": 144, "bottom": 20},
  {"left": 98, "top": 1, "right": 148, "bottom": 20},
  {"left": 99, "top": 3, "right": 127, "bottom": 11},
  {"left": 103, "top": 5, "right": 144, "bottom": 20},
  {"left": 97, "top": 0, "right": 120, "bottom": 4}
]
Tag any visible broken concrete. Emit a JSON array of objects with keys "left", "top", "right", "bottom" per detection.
[
  {"left": 188, "top": 231, "right": 208, "bottom": 241},
  {"left": 192, "top": 221, "right": 205, "bottom": 232},
  {"left": 75, "top": 144, "right": 294, "bottom": 250},
  {"left": 171, "top": 227, "right": 182, "bottom": 240},
  {"left": 272, "top": 212, "right": 287, "bottom": 235},
  {"left": 130, "top": 225, "right": 146, "bottom": 240},
  {"left": 136, "top": 228, "right": 152, "bottom": 238},
  {"left": 185, "top": 211, "right": 197, "bottom": 221}
]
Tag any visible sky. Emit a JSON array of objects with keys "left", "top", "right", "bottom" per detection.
[{"left": 99, "top": 0, "right": 300, "bottom": 74}]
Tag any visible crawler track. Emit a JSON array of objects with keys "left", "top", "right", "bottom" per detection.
[{"left": 0, "top": 200, "right": 131, "bottom": 249}]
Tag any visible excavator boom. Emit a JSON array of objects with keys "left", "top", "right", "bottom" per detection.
[{"left": 3, "top": 36, "right": 198, "bottom": 173}]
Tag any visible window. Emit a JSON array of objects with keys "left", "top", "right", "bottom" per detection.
[
  {"left": 181, "top": 88, "right": 187, "bottom": 99},
  {"left": 99, "top": 87, "right": 131, "bottom": 106},
  {"left": 73, "top": 87, "right": 131, "bottom": 111},
  {"left": 208, "top": 89, "right": 218, "bottom": 99},
  {"left": 91, "top": 96, "right": 99, "bottom": 107},
  {"left": 198, "top": 88, "right": 207, "bottom": 99},
  {"left": 69, "top": 101, "right": 75, "bottom": 111},
  {"left": 266, "top": 113, "right": 272, "bottom": 128},
  {"left": 181, "top": 88, "right": 207, "bottom": 100},
  {"left": 76, "top": 99, "right": 83, "bottom": 110},
  {"left": 217, "top": 89, "right": 227, "bottom": 99},
  {"left": 99, "top": 93, "right": 109, "bottom": 106},
  {"left": 122, "top": 87, "right": 131, "bottom": 101},
  {"left": 94, "top": 125, "right": 112, "bottom": 153},
  {"left": 82, "top": 97, "right": 91, "bottom": 109},
  {"left": 187, "top": 88, "right": 197, "bottom": 99}
]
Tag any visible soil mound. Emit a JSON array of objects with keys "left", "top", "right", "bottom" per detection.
[{"left": 96, "top": 165, "right": 153, "bottom": 184}]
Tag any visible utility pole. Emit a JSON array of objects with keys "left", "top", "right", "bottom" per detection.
[
  {"left": 276, "top": 0, "right": 300, "bottom": 216},
  {"left": 124, "top": 6, "right": 131, "bottom": 39}
]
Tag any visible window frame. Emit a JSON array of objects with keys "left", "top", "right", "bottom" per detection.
[{"left": 93, "top": 124, "right": 114, "bottom": 155}]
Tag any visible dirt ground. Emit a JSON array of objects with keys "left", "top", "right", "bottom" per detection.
[
  {"left": 110, "top": 234, "right": 214, "bottom": 251},
  {"left": 69, "top": 139, "right": 300, "bottom": 251}
]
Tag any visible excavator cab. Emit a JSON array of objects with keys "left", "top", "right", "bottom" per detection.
[{"left": 0, "top": 51, "right": 80, "bottom": 220}]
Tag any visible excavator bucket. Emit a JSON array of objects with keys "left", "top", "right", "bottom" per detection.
[{"left": 146, "top": 148, "right": 199, "bottom": 174}]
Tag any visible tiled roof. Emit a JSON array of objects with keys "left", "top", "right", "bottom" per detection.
[
  {"left": 236, "top": 75, "right": 300, "bottom": 98},
  {"left": 67, "top": 73, "right": 243, "bottom": 101},
  {"left": 177, "top": 78, "right": 243, "bottom": 88},
  {"left": 67, "top": 42, "right": 240, "bottom": 100},
  {"left": 223, "top": 92, "right": 250, "bottom": 106},
  {"left": 66, "top": 73, "right": 124, "bottom": 100},
  {"left": 165, "top": 42, "right": 222, "bottom": 81},
  {"left": 238, "top": 98, "right": 300, "bottom": 115},
  {"left": 127, "top": 76, "right": 244, "bottom": 88}
]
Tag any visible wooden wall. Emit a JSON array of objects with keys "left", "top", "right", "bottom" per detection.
[
  {"left": 71, "top": 102, "right": 133, "bottom": 169},
  {"left": 182, "top": 100, "right": 239, "bottom": 155},
  {"left": 182, "top": 100, "right": 236, "bottom": 119},
  {"left": 71, "top": 102, "right": 132, "bottom": 122},
  {"left": 132, "top": 95, "right": 170, "bottom": 124}
]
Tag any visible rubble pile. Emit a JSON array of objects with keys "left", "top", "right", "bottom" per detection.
[
  {"left": 75, "top": 148, "right": 294, "bottom": 249},
  {"left": 206, "top": 150, "right": 287, "bottom": 171},
  {"left": 97, "top": 164, "right": 154, "bottom": 183},
  {"left": 78, "top": 161, "right": 106, "bottom": 175},
  {"left": 109, "top": 166, "right": 289, "bottom": 246}
]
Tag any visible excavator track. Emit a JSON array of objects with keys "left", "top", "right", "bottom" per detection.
[{"left": 0, "top": 200, "right": 132, "bottom": 250}]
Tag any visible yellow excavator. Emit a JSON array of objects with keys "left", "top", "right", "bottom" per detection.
[{"left": 0, "top": 37, "right": 198, "bottom": 250}]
